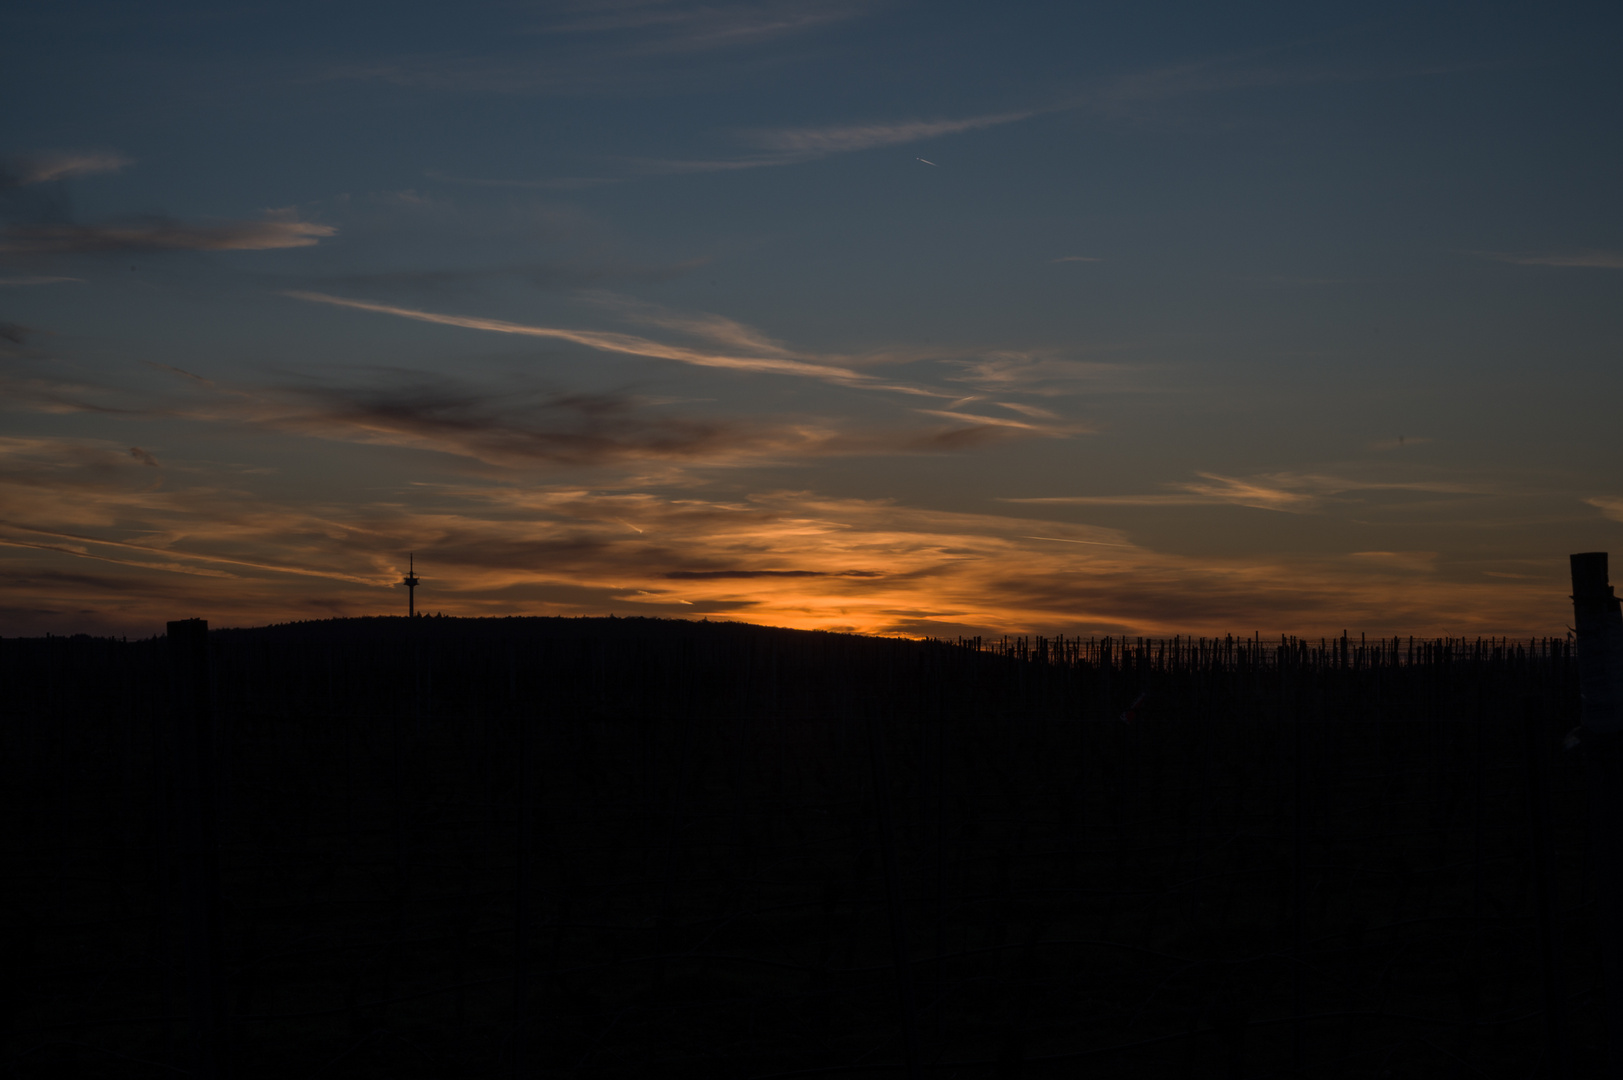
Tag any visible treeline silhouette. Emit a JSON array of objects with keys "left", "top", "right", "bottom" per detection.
[{"left": 0, "top": 616, "right": 1597, "bottom": 1077}]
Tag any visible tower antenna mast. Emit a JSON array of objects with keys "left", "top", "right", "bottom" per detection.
[{"left": 402, "top": 553, "right": 420, "bottom": 617}]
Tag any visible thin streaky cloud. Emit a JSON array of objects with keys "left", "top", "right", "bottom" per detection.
[
  {"left": 643, "top": 109, "right": 1038, "bottom": 174},
  {"left": 0, "top": 537, "right": 238, "bottom": 580},
  {"left": 1091, "top": 38, "right": 1501, "bottom": 117},
  {"left": 748, "top": 111, "right": 1034, "bottom": 155},
  {"left": 1003, "top": 494, "right": 1218, "bottom": 506},
  {"left": 317, "top": 2, "right": 866, "bottom": 94},
  {"left": 0, "top": 276, "right": 85, "bottom": 286},
  {"left": 143, "top": 362, "right": 215, "bottom": 386},
  {"left": 4, "top": 354, "right": 1010, "bottom": 472},
  {"left": 1222, "top": 472, "right": 1491, "bottom": 497},
  {"left": 2, "top": 151, "right": 132, "bottom": 187},
  {"left": 0, "top": 523, "right": 381, "bottom": 585},
  {"left": 284, "top": 290, "right": 873, "bottom": 383},
  {"left": 1348, "top": 550, "right": 1439, "bottom": 573},
  {"left": 3, "top": 218, "right": 335, "bottom": 254},
  {"left": 1484, "top": 250, "right": 1623, "bottom": 269},
  {"left": 1588, "top": 496, "right": 1623, "bottom": 524},
  {"left": 1022, "top": 535, "right": 1134, "bottom": 548},
  {"left": 663, "top": 569, "right": 883, "bottom": 579},
  {"left": 947, "top": 354, "right": 1144, "bottom": 396},
  {"left": 1002, "top": 471, "right": 1495, "bottom": 513},
  {"left": 577, "top": 292, "right": 793, "bottom": 356},
  {"left": 676, "top": 51, "right": 1506, "bottom": 184},
  {"left": 1175, "top": 474, "right": 1318, "bottom": 511},
  {"left": 282, "top": 291, "right": 955, "bottom": 397},
  {"left": 914, "top": 408, "right": 1082, "bottom": 435},
  {"left": 265, "top": 379, "right": 820, "bottom": 468},
  {"left": 993, "top": 401, "right": 1061, "bottom": 420},
  {"left": 632, "top": 155, "right": 796, "bottom": 174},
  {"left": 528, "top": 1, "right": 866, "bottom": 54},
  {"left": 424, "top": 170, "right": 624, "bottom": 190}
]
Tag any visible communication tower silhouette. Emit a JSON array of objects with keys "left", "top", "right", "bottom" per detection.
[{"left": 402, "top": 554, "right": 421, "bottom": 617}]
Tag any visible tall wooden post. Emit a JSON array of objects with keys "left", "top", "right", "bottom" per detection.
[
  {"left": 1571, "top": 552, "right": 1623, "bottom": 1075},
  {"left": 169, "top": 618, "right": 224, "bottom": 1079}
]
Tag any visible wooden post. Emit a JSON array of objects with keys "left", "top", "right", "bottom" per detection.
[
  {"left": 168, "top": 618, "right": 224, "bottom": 1079},
  {"left": 1571, "top": 553, "right": 1623, "bottom": 1075}
]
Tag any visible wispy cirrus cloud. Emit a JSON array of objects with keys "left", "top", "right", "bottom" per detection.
[
  {"left": 1004, "top": 471, "right": 1493, "bottom": 513},
  {"left": 423, "top": 170, "right": 625, "bottom": 191},
  {"left": 280, "top": 256, "right": 708, "bottom": 295},
  {"left": 531, "top": 0, "right": 866, "bottom": 55},
  {"left": 1588, "top": 496, "right": 1623, "bottom": 524},
  {"left": 636, "top": 46, "right": 1466, "bottom": 175},
  {"left": 321, "top": 1, "right": 869, "bottom": 95},
  {"left": 576, "top": 291, "right": 795, "bottom": 355},
  {"left": 914, "top": 407, "right": 1084, "bottom": 439},
  {"left": 272, "top": 379, "right": 757, "bottom": 468},
  {"left": 1088, "top": 35, "right": 1497, "bottom": 122},
  {"left": 0, "top": 458, "right": 1564, "bottom": 639},
  {"left": 948, "top": 351, "right": 1143, "bottom": 397},
  {"left": 748, "top": 112, "right": 1034, "bottom": 155},
  {"left": 1483, "top": 250, "right": 1623, "bottom": 269},
  {"left": 642, "top": 109, "right": 1037, "bottom": 173},
  {"left": 267, "top": 379, "right": 1060, "bottom": 468},
  {"left": 4, "top": 346, "right": 1055, "bottom": 475},
  {"left": 2, "top": 214, "right": 334, "bottom": 254},
  {"left": 1, "top": 151, "right": 132, "bottom": 188},
  {"left": 1368, "top": 436, "right": 1432, "bottom": 451},
  {"left": 283, "top": 290, "right": 936, "bottom": 392},
  {"left": 665, "top": 568, "right": 883, "bottom": 579},
  {"left": 0, "top": 359, "right": 830, "bottom": 471}
]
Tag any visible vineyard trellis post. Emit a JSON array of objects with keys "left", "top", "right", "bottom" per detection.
[{"left": 1571, "top": 552, "right": 1623, "bottom": 1076}]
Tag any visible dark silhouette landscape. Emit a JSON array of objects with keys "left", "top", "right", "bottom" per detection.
[
  {"left": 9, "top": 5, "right": 1623, "bottom": 1075},
  {"left": 1, "top": 614, "right": 1605, "bottom": 1077}
]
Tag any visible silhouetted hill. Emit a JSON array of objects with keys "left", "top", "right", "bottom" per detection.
[
  {"left": 0, "top": 617, "right": 1596, "bottom": 1077},
  {"left": 1, "top": 614, "right": 1577, "bottom": 725}
]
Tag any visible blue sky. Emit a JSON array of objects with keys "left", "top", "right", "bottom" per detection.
[{"left": 2, "top": 1, "right": 1620, "bottom": 637}]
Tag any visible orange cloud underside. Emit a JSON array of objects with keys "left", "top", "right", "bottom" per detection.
[{"left": 0, "top": 437, "right": 1565, "bottom": 639}]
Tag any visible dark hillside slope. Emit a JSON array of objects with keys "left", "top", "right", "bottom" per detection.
[{"left": 0, "top": 618, "right": 1597, "bottom": 1078}]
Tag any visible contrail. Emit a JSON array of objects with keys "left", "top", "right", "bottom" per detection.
[
  {"left": 916, "top": 157, "right": 938, "bottom": 166},
  {"left": 1022, "top": 535, "right": 1133, "bottom": 548}
]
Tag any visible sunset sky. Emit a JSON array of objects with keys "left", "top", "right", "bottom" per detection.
[{"left": 2, "top": 2, "right": 1620, "bottom": 639}]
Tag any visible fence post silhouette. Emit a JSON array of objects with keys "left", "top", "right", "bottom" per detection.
[
  {"left": 1571, "top": 552, "right": 1623, "bottom": 1075},
  {"left": 168, "top": 618, "right": 225, "bottom": 1079}
]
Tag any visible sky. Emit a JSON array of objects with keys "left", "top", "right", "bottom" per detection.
[{"left": 2, "top": 1, "right": 1620, "bottom": 640}]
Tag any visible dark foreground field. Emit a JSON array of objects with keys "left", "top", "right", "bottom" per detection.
[{"left": 0, "top": 617, "right": 1598, "bottom": 1078}]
